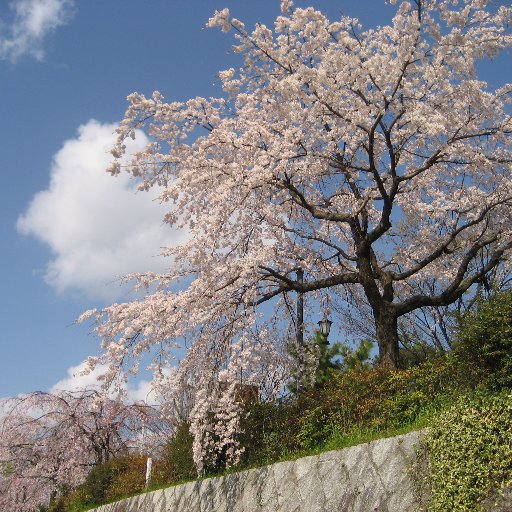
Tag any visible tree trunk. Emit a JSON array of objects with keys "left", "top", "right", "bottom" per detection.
[{"left": 373, "top": 308, "right": 400, "bottom": 369}]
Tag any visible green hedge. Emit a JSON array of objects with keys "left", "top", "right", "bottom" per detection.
[
  {"left": 426, "top": 391, "right": 512, "bottom": 511},
  {"left": 238, "top": 357, "right": 461, "bottom": 463},
  {"left": 453, "top": 291, "right": 512, "bottom": 389}
]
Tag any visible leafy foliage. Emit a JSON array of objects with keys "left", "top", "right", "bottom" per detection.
[
  {"left": 50, "top": 455, "right": 147, "bottom": 511},
  {"left": 156, "top": 423, "right": 196, "bottom": 483},
  {"left": 287, "top": 332, "right": 374, "bottom": 393},
  {"left": 296, "top": 359, "right": 458, "bottom": 449},
  {"left": 338, "top": 339, "right": 374, "bottom": 372},
  {"left": 53, "top": 426, "right": 196, "bottom": 511},
  {"left": 238, "top": 399, "right": 303, "bottom": 467},
  {"left": 425, "top": 391, "right": 512, "bottom": 512},
  {"left": 239, "top": 357, "right": 461, "bottom": 460},
  {"left": 452, "top": 291, "right": 512, "bottom": 389}
]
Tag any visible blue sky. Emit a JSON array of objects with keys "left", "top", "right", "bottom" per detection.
[{"left": 0, "top": 0, "right": 509, "bottom": 399}]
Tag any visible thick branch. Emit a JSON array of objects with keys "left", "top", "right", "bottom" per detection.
[
  {"left": 397, "top": 239, "right": 511, "bottom": 315},
  {"left": 252, "top": 269, "right": 360, "bottom": 306},
  {"left": 391, "top": 198, "right": 512, "bottom": 281}
]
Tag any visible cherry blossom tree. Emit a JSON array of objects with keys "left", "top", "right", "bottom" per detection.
[
  {"left": 84, "top": 0, "right": 512, "bottom": 468},
  {"left": 0, "top": 389, "right": 156, "bottom": 512}
]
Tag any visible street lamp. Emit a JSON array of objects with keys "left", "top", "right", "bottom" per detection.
[{"left": 318, "top": 317, "right": 332, "bottom": 343}]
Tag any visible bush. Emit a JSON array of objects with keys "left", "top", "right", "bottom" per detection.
[
  {"left": 238, "top": 400, "right": 303, "bottom": 467},
  {"left": 104, "top": 455, "right": 147, "bottom": 501},
  {"left": 154, "top": 423, "right": 196, "bottom": 484},
  {"left": 48, "top": 488, "right": 87, "bottom": 512},
  {"left": 238, "top": 357, "right": 461, "bottom": 462},
  {"left": 453, "top": 291, "right": 512, "bottom": 389},
  {"left": 53, "top": 455, "right": 147, "bottom": 511},
  {"left": 296, "top": 405, "right": 336, "bottom": 450},
  {"left": 295, "top": 358, "right": 459, "bottom": 449},
  {"left": 425, "top": 391, "right": 512, "bottom": 511}
]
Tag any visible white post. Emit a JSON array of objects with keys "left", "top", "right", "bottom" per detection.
[
  {"left": 143, "top": 388, "right": 155, "bottom": 489},
  {"left": 145, "top": 457, "right": 153, "bottom": 489}
]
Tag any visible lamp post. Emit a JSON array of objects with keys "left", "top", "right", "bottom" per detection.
[
  {"left": 296, "top": 269, "right": 304, "bottom": 393},
  {"left": 318, "top": 317, "right": 332, "bottom": 344}
]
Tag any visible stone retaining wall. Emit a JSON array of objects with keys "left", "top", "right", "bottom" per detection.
[{"left": 91, "top": 430, "right": 427, "bottom": 512}]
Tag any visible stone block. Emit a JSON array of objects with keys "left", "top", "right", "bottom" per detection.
[
  {"left": 273, "top": 460, "right": 299, "bottom": 512},
  {"left": 317, "top": 451, "right": 350, "bottom": 510},
  {"left": 294, "top": 456, "right": 326, "bottom": 512}
]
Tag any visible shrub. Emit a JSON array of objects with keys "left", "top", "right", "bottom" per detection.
[
  {"left": 425, "top": 391, "right": 512, "bottom": 511},
  {"left": 104, "top": 455, "right": 147, "bottom": 501},
  {"left": 154, "top": 423, "right": 196, "bottom": 484},
  {"left": 48, "top": 488, "right": 87, "bottom": 512},
  {"left": 295, "top": 355, "right": 468, "bottom": 451},
  {"left": 238, "top": 400, "right": 303, "bottom": 467},
  {"left": 54, "top": 455, "right": 147, "bottom": 511},
  {"left": 296, "top": 405, "right": 336, "bottom": 450},
  {"left": 453, "top": 291, "right": 512, "bottom": 389},
  {"left": 75, "top": 461, "right": 113, "bottom": 506},
  {"left": 239, "top": 357, "right": 461, "bottom": 460}
]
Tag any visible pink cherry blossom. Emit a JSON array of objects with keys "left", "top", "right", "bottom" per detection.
[
  {"left": 0, "top": 389, "right": 162, "bottom": 511},
  {"left": 88, "top": 0, "right": 512, "bottom": 469}
]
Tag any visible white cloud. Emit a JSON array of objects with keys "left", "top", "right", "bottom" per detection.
[
  {"left": 126, "top": 379, "right": 158, "bottom": 405},
  {"left": 17, "top": 119, "right": 185, "bottom": 301},
  {"left": 50, "top": 360, "right": 159, "bottom": 404},
  {"left": 49, "top": 360, "right": 108, "bottom": 393},
  {"left": 0, "top": 0, "right": 74, "bottom": 62}
]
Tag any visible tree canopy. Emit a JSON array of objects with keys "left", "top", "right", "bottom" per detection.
[
  {"left": 0, "top": 389, "right": 158, "bottom": 512},
  {"left": 84, "top": 0, "right": 512, "bottom": 469}
]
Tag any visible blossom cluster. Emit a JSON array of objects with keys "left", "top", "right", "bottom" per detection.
[{"left": 90, "top": 0, "right": 511, "bottom": 469}]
